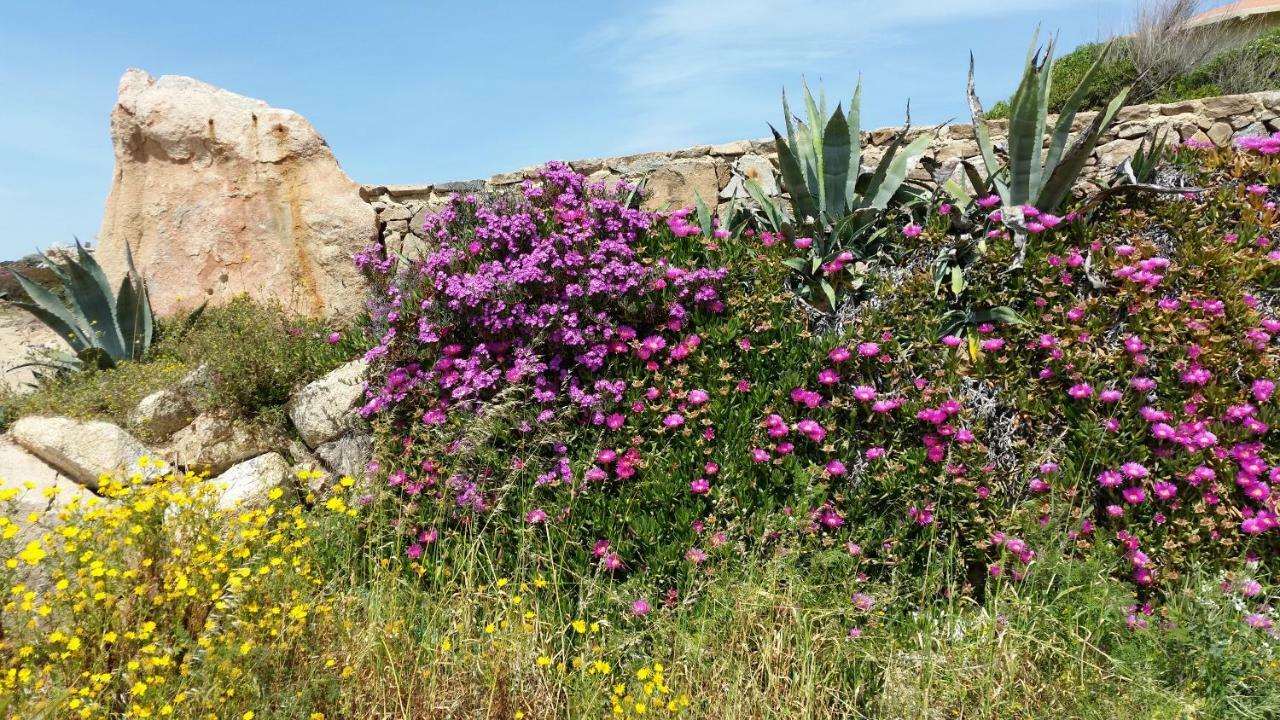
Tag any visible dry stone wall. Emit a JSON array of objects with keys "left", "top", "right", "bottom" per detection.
[{"left": 364, "top": 91, "right": 1280, "bottom": 256}]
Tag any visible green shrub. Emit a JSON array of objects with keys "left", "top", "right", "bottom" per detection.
[
  {"left": 1158, "top": 27, "right": 1280, "bottom": 103},
  {"left": 158, "top": 296, "right": 361, "bottom": 416},
  {"left": 991, "top": 28, "right": 1280, "bottom": 117},
  {"left": 1, "top": 295, "right": 362, "bottom": 433}
]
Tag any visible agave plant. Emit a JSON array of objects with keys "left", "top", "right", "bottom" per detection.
[
  {"left": 968, "top": 34, "right": 1130, "bottom": 216},
  {"left": 4, "top": 240, "right": 153, "bottom": 370},
  {"left": 748, "top": 81, "right": 934, "bottom": 310}
]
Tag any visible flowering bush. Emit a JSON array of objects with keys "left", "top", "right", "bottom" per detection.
[{"left": 356, "top": 137, "right": 1280, "bottom": 624}]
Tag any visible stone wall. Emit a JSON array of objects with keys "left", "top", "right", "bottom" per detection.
[{"left": 363, "top": 91, "right": 1280, "bottom": 255}]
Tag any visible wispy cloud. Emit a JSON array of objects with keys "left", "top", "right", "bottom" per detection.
[{"left": 586, "top": 0, "right": 1109, "bottom": 152}]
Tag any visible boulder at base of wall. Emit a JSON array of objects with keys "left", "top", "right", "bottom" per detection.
[
  {"left": 288, "top": 359, "right": 368, "bottom": 449},
  {"left": 0, "top": 436, "right": 102, "bottom": 541}
]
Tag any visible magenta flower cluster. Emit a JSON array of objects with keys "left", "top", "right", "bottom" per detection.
[{"left": 358, "top": 162, "right": 727, "bottom": 428}]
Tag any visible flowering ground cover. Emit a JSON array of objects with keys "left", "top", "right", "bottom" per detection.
[{"left": 4, "top": 137, "right": 1280, "bottom": 717}]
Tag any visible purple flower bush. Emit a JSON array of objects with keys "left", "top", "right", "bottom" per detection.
[
  {"left": 359, "top": 161, "right": 726, "bottom": 423},
  {"left": 358, "top": 141, "right": 1279, "bottom": 637}
]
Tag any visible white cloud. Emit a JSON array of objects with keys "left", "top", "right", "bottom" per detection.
[{"left": 586, "top": 0, "right": 1113, "bottom": 151}]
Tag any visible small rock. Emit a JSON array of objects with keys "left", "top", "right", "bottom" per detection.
[
  {"left": 377, "top": 204, "right": 412, "bottom": 222},
  {"left": 1114, "top": 121, "right": 1151, "bottom": 140},
  {"left": 709, "top": 140, "right": 752, "bottom": 156},
  {"left": 1159, "top": 100, "right": 1201, "bottom": 117},
  {"left": 206, "top": 452, "right": 293, "bottom": 510},
  {"left": 1207, "top": 121, "right": 1234, "bottom": 147},
  {"left": 401, "top": 234, "right": 429, "bottom": 262},
  {"left": 383, "top": 231, "right": 405, "bottom": 258},
  {"left": 165, "top": 411, "right": 277, "bottom": 476},
  {"left": 720, "top": 154, "right": 778, "bottom": 199},
  {"left": 10, "top": 417, "right": 155, "bottom": 490},
  {"left": 1094, "top": 138, "right": 1143, "bottom": 170},
  {"left": 1237, "top": 121, "right": 1270, "bottom": 139},
  {"left": 1200, "top": 94, "right": 1258, "bottom": 119},
  {"left": 409, "top": 206, "right": 431, "bottom": 237},
  {"left": 634, "top": 157, "right": 720, "bottom": 212},
  {"left": 288, "top": 359, "right": 369, "bottom": 448},
  {"left": 315, "top": 432, "right": 373, "bottom": 480},
  {"left": 128, "top": 389, "right": 197, "bottom": 439}
]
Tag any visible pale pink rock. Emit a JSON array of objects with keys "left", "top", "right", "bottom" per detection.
[{"left": 96, "top": 69, "right": 372, "bottom": 318}]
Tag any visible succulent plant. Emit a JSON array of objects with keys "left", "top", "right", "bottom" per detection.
[
  {"left": 968, "top": 33, "right": 1131, "bottom": 215},
  {"left": 749, "top": 81, "right": 933, "bottom": 311},
  {"left": 4, "top": 240, "right": 153, "bottom": 370}
]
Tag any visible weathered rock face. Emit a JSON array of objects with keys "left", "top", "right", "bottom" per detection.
[
  {"left": 288, "top": 358, "right": 368, "bottom": 448},
  {"left": 315, "top": 431, "right": 373, "bottom": 480},
  {"left": 0, "top": 436, "right": 100, "bottom": 540},
  {"left": 9, "top": 417, "right": 155, "bottom": 490},
  {"left": 163, "top": 411, "right": 280, "bottom": 476},
  {"left": 96, "top": 69, "right": 373, "bottom": 319},
  {"left": 206, "top": 452, "right": 293, "bottom": 510}
]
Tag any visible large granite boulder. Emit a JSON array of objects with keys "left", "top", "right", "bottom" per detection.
[
  {"left": 163, "top": 411, "right": 280, "bottom": 476},
  {"left": 96, "top": 69, "right": 373, "bottom": 319},
  {"left": 9, "top": 417, "right": 157, "bottom": 490}
]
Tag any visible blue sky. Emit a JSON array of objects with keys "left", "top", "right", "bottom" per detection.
[{"left": 0, "top": 0, "right": 1134, "bottom": 261}]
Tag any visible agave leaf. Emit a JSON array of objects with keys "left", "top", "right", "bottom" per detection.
[
  {"left": 943, "top": 178, "right": 973, "bottom": 208},
  {"left": 847, "top": 77, "right": 863, "bottom": 203},
  {"left": 59, "top": 241, "right": 125, "bottom": 359},
  {"left": 819, "top": 279, "right": 837, "bottom": 309},
  {"left": 802, "top": 80, "right": 826, "bottom": 212},
  {"left": 744, "top": 178, "right": 785, "bottom": 232},
  {"left": 115, "top": 274, "right": 148, "bottom": 361},
  {"left": 75, "top": 239, "right": 119, "bottom": 317},
  {"left": 793, "top": 120, "right": 821, "bottom": 209},
  {"left": 624, "top": 177, "right": 646, "bottom": 208},
  {"left": 124, "top": 241, "right": 153, "bottom": 355},
  {"left": 1027, "top": 39, "right": 1054, "bottom": 203},
  {"left": 822, "top": 103, "right": 851, "bottom": 219},
  {"left": 867, "top": 132, "right": 932, "bottom": 211},
  {"left": 35, "top": 247, "right": 73, "bottom": 287},
  {"left": 782, "top": 257, "right": 811, "bottom": 273},
  {"left": 972, "top": 306, "right": 1025, "bottom": 325},
  {"left": 1038, "top": 87, "right": 1130, "bottom": 212},
  {"left": 770, "top": 125, "right": 820, "bottom": 224},
  {"left": 951, "top": 266, "right": 965, "bottom": 296},
  {"left": 960, "top": 160, "right": 990, "bottom": 197},
  {"left": 1005, "top": 57, "right": 1043, "bottom": 207},
  {"left": 967, "top": 54, "right": 1007, "bottom": 206},
  {"left": 1077, "top": 182, "right": 1203, "bottom": 216},
  {"left": 6, "top": 270, "right": 90, "bottom": 350},
  {"left": 1045, "top": 41, "right": 1115, "bottom": 187},
  {"left": 694, "top": 192, "right": 713, "bottom": 236}
]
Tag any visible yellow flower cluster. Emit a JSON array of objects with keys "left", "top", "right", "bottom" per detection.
[
  {"left": 610, "top": 663, "right": 690, "bottom": 716},
  {"left": 0, "top": 462, "right": 356, "bottom": 719}
]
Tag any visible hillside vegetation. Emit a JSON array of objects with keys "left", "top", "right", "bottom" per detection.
[{"left": 3, "top": 26, "right": 1280, "bottom": 719}]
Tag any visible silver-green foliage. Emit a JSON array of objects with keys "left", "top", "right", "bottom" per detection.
[
  {"left": 748, "top": 81, "right": 933, "bottom": 311},
  {"left": 5, "top": 241, "right": 153, "bottom": 369},
  {"left": 751, "top": 80, "right": 933, "bottom": 239},
  {"left": 968, "top": 34, "right": 1130, "bottom": 212}
]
